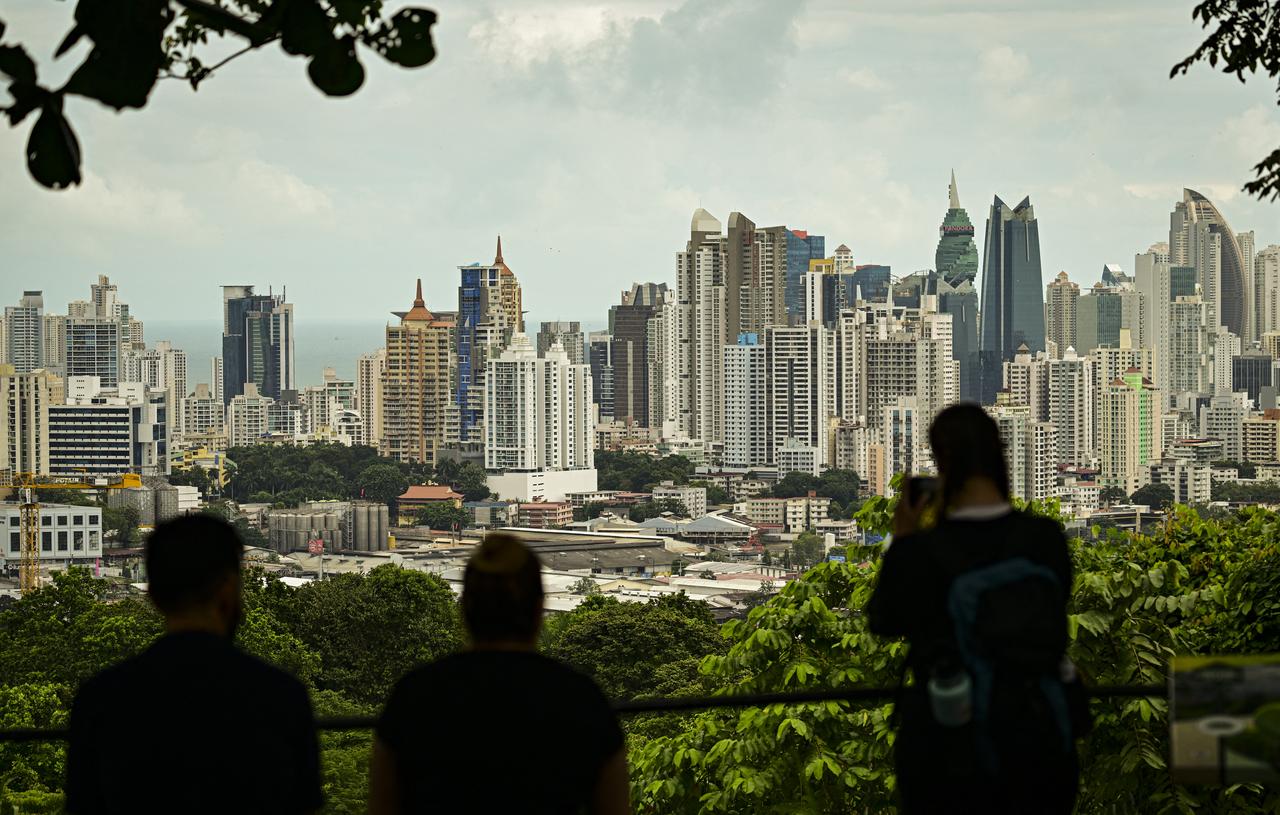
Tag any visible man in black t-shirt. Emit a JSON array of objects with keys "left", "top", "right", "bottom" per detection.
[
  {"left": 369, "top": 533, "right": 628, "bottom": 815},
  {"left": 66, "top": 515, "right": 322, "bottom": 815}
]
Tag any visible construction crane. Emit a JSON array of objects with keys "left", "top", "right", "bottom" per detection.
[{"left": 6, "top": 472, "right": 142, "bottom": 595}]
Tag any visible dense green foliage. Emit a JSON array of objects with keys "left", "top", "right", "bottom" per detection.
[
  {"left": 790, "top": 531, "right": 826, "bottom": 569},
  {"left": 629, "top": 498, "right": 689, "bottom": 522},
  {"left": 0, "top": 565, "right": 460, "bottom": 812},
  {"left": 223, "top": 444, "right": 495, "bottom": 511},
  {"left": 415, "top": 502, "right": 469, "bottom": 531},
  {"left": 629, "top": 501, "right": 1280, "bottom": 814},
  {"left": 1131, "top": 482, "right": 1175, "bottom": 510},
  {"left": 596, "top": 451, "right": 696, "bottom": 492},
  {"left": 1212, "top": 480, "right": 1280, "bottom": 503},
  {"left": 772, "top": 469, "right": 862, "bottom": 518}
]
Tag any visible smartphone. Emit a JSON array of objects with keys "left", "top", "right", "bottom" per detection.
[{"left": 906, "top": 475, "right": 939, "bottom": 504}]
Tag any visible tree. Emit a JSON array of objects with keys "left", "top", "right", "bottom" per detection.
[
  {"left": 102, "top": 505, "right": 140, "bottom": 546},
  {"left": 451, "top": 463, "right": 491, "bottom": 502},
  {"left": 542, "top": 598, "right": 726, "bottom": 703},
  {"left": 268, "top": 564, "right": 462, "bottom": 705},
  {"left": 691, "top": 481, "right": 730, "bottom": 506},
  {"left": 567, "top": 576, "right": 600, "bottom": 596},
  {"left": 573, "top": 502, "right": 606, "bottom": 522},
  {"left": 595, "top": 450, "right": 695, "bottom": 492},
  {"left": 414, "top": 502, "right": 468, "bottom": 531},
  {"left": 0, "top": 0, "right": 438, "bottom": 190},
  {"left": 354, "top": 463, "right": 408, "bottom": 507},
  {"left": 1130, "top": 483, "right": 1175, "bottom": 511},
  {"left": 628, "top": 498, "right": 687, "bottom": 523},
  {"left": 791, "top": 531, "right": 826, "bottom": 569},
  {"left": 1099, "top": 486, "right": 1129, "bottom": 507},
  {"left": 1213, "top": 479, "right": 1280, "bottom": 503},
  {"left": 1213, "top": 459, "right": 1257, "bottom": 479},
  {"left": 772, "top": 472, "right": 819, "bottom": 498},
  {"left": 1173, "top": 0, "right": 1280, "bottom": 200}
]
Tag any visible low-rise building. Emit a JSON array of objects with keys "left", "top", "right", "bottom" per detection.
[
  {"left": 1149, "top": 458, "right": 1212, "bottom": 505},
  {"left": 517, "top": 502, "right": 574, "bottom": 529},
  {"left": 397, "top": 484, "right": 463, "bottom": 525},
  {"left": 652, "top": 481, "right": 707, "bottom": 518},
  {"left": 466, "top": 501, "right": 514, "bottom": 528},
  {"left": 2, "top": 503, "right": 103, "bottom": 569}
]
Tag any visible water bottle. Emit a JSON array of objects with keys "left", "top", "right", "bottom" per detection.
[{"left": 928, "top": 666, "right": 973, "bottom": 727}]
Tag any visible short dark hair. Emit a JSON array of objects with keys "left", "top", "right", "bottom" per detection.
[
  {"left": 928, "top": 403, "right": 1011, "bottom": 507},
  {"left": 146, "top": 515, "right": 244, "bottom": 614},
  {"left": 461, "top": 533, "right": 544, "bottom": 643}
]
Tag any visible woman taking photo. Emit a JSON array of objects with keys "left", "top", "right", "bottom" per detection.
[{"left": 868, "top": 404, "right": 1087, "bottom": 814}]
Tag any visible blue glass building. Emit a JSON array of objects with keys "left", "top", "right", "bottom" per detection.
[{"left": 785, "top": 230, "right": 825, "bottom": 320}]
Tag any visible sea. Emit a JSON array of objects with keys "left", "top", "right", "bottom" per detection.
[{"left": 147, "top": 315, "right": 606, "bottom": 388}]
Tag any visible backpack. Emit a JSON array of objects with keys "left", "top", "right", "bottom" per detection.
[{"left": 947, "top": 556, "right": 1079, "bottom": 775}]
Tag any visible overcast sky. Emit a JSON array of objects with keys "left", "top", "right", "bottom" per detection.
[{"left": 3, "top": 0, "right": 1278, "bottom": 327}]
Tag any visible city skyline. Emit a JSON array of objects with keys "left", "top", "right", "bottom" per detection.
[{"left": 3, "top": 0, "right": 1277, "bottom": 323}]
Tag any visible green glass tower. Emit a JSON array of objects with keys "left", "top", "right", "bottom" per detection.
[
  {"left": 935, "top": 170, "right": 980, "bottom": 285},
  {"left": 934, "top": 170, "right": 981, "bottom": 401}
]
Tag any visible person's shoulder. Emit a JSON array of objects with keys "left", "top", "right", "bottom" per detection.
[
  {"left": 228, "top": 646, "right": 309, "bottom": 697},
  {"left": 76, "top": 652, "right": 144, "bottom": 703},
  {"left": 1011, "top": 510, "right": 1067, "bottom": 540}
]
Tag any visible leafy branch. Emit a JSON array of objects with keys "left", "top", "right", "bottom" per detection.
[
  {"left": 0, "top": 0, "right": 437, "bottom": 190},
  {"left": 1172, "top": 0, "right": 1280, "bottom": 201}
]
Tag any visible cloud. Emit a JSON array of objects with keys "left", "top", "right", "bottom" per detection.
[
  {"left": 977, "top": 45, "right": 1031, "bottom": 84},
  {"left": 468, "top": 0, "right": 808, "bottom": 112},
  {"left": 1218, "top": 104, "right": 1280, "bottom": 164},
  {"left": 838, "top": 68, "right": 887, "bottom": 91},
  {"left": 233, "top": 160, "right": 334, "bottom": 221}
]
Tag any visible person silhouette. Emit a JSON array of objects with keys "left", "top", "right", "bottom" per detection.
[
  {"left": 868, "top": 404, "right": 1086, "bottom": 814},
  {"left": 66, "top": 515, "right": 322, "bottom": 814},
  {"left": 369, "top": 532, "right": 629, "bottom": 814}
]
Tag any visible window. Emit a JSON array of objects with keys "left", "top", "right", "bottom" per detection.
[
  {"left": 57, "top": 515, "right": 68, "bottom": 526},
  {"left": 74, "top": 515, "right": 84, "bottom": 525},
  {"left": 73, "top": 531, "right": 84, "bottom": 551},
  {"left": 42, "top": 515, "right": 51, "bottom": 526},
  {"left": 8, "top": 532, "right": 17, "bottom": 553},
  {"left": 89, "top": 514, "right": 99, "bottom": 525},
  {"left": 7, "top": 516, "right": 17, "bottom": 526},
  {"left": 57, "top": 531, "right": 68, "bottom": 551},
  {"left": 42, "top": 531, "right": 52, "bottom": 552}
]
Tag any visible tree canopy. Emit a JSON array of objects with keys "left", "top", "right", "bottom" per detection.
[
  {"left": 0, "top": 0, "right": 437, "bottom": 189},
  {"left": 596, "top": 451, "right": 695, "bottom": 493}
]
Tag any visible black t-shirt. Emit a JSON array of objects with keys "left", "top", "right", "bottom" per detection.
[
  {"left": 376, "top": 650, "right": 624, "bottom": 814},
  {"left": 66, "top": 631, "right": 322, "bottom": 815},
  {"left": 867, "top": 511, "right": 1072, "bottom": 678}
]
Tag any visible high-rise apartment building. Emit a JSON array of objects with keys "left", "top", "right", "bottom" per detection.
[
  {"left": 1099, "top": 369, "right": 1162, "bottom": 492},
  {"left": 766, "top": 324, "right": 833, "bottom": 464},
  {"left": 65, "top": 317, "right": 122, "bottom": 388},
  {"left": 484, "top": 333, "right": 595, "bottom": 502},
  {"left": 381, "top": 280, "right": 454, "bottom": 465},
  {"left": 356, "top": 349, "right": 386, "bottom": 447},
  {"left": 1170, "top": 188, "right": 1248, "bottom": 339},
  {"left": 41, "top": 313, "right": 66, "bottom": 375},
  {"left": 0, "top": 364, "right": 58, "bottom": 476},
  {"left": 1046, "top": 348, "right": 1094, "bottom": 467},
  {"left": 1077, "top": 283, "right": 1123, "bottom": 354},
  {"left": 4, "top": 291, "right": 44, "bottom": 373},
  {"left": 49, "top": 380, "right": 169, "bottom": 476},
  {"left": 1239, "top": 230, "right": 1256, "bottom": 342},
  {"left": 723, "top": 333, "right": 768, "bottom": 469},
  {"left": 860, "top": 304, "right": 957, "bottom": 434},
  {"left": 123, "top": 341, "right": 187, "bottom": 435},
  {"left": 935, "top": 172, "right": 982, "bottom": 400},
  {"left": 220, "top": 285, "right": 293, "bottom": 405},
  {"left": 610, "top": 283, "right": 668, "bottom": 427},
  {"left": 181, "top": 383, "right": 224, "bottom": 439},
  {"left": 588, "top": 332, "right": 614, "bottom": 422},
  {"left": 784, "top": 229, "right": 826, "bottom": 322},
  {"left": 1200, "top": 393, "right": 1247, "bottom": 461},
  {"left": 227, "top": 383, "right": 273, "bottom": 447},
  {"left": 988, "top": 403, "right": 1058, "bottom": 502},
  {"left": 457, "top": 239, "right": 523, "bottom": 443},
  {"left": 677, "top": 209, "right": 728, "bottom": 442},
  {"left": 1256, "top": 245, "right": 1280, "bottom": 337},
  {"left": 1002, "top": 344, "right": 1049, "bottom": 421},
  {"left": 979, "top": 195, "right": 1046, "bottom": 403},
  {"left": 1045, "top": 272, "right": 1079, "bottom": 357},
  {"left": 647, "top": 304, "right": 680, "bottom": 435},
  {"left": 1135, "top": 246, "right": 1173, "bottom": 394}
]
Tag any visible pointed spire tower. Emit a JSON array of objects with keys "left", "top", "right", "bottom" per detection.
[
  {"left": 935, "top": 170, "right": 978, "bottom": 286},
  {"left": 403, "top": 278, "right": 434, "bottom": 322}
]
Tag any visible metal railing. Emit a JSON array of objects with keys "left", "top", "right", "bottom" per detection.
[{"left": 0, "top": 683, "right": 1164, "bottom": 743}]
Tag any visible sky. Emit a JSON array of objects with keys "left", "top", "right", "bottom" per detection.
[{"left": 3, "top": 0, "right": 1279, "bottom": 328}]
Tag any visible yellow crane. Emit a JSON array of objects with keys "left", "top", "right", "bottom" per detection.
[{"left": 6, "top": 472, "right": 142, "bottom": 595}]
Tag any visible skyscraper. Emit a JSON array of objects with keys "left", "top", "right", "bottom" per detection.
[
  {"left": 1256, "top": 245, "right": 1280, "bottom": 337},
  {"left": 1045, "top": 272, "right": 1079, "bottom": 355},
  {"left": 66, "top": 317, "right": 122, "bottom": 387},
  {"left": 677, "top": 209, "right": 728, "bottom": 442},
  {"left": 723, "top": 333, "right": 768, "bottom": 469},
  {"left": 1076, "top": 283, "right": 1123, "bottom": 354},
  {"left": 978, "top": 195, "right": 1045, "bottom": 404},
  {"left": 484, "top": 332, "right": 595, "bottom": 502},
  {"left": 456, "top": 238, "right": 522, "bottom": 444},
  {"left": 1135, "top": 245, "right": 1172, "bottom": 394},
  {"left": 220, "top": 285, "right": 294, "bottom": 405},
  {"left": 356, "top": 349, "right": 386, "bottom": 447},
  {"left": 1099, "top": 368, "right": 1162, "bottom": 493},
  {"left": 784, "top": 229, "right": 825, "bottom": 322},
  {"left": 934, "top": 171, "right": 981, "bottom": 400},
  {"left": 4, "top": 292, "right": 43, "bottom": 374},
  {"left": 1170, "top": 188, "right": 1248, "bottom": 339},
  {"left": 610, "top": 283, "right": 668, "bottom": 427},
  {"left": 381, "top": 280, "right": 454, "bottom": 465},
  {"left": 0, "top": 364, "right": 57, "bottom": 477}
]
